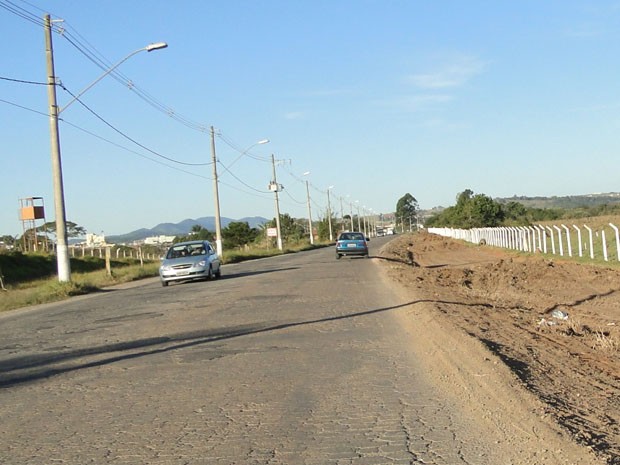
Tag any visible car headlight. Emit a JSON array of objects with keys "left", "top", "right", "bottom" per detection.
[
  {"left": 160, "top": 265, "right": 171, "bottom": 272},
  {"left": 196, "top": 260, "right": 207, "bottom": 267}
]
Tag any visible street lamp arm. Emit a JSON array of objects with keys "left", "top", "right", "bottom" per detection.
[{"left": 59, "top": 42, "right": 168, "bottom": 114}]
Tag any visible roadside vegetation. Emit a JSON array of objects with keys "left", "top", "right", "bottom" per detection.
[
  {"left": 425, "top": 188, "right": 620, "bottom": 229},
  {"left": 0, "top": 215, "right": 340, "bottom": 313},
  {"left": 6, "top": 189, "right": 619, "bottom": 314}
]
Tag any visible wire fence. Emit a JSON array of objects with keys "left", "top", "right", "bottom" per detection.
[
  {"left": 69, "top": 246, "right": 160, "bottom": 261},
  {"left": 428, "top": 223, "right": 620, "bottom": 262}
]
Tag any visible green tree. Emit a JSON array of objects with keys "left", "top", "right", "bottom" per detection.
[
  {"left": 502, "top": 201, "right": 527, "bottom": 222},
  {"left": 468, "top": 193, "right": 503, "bottom": 228},
  {"left": 425, "top": 189, "right": 504, "bottom": 228},
  {"left": 316, "top": 214, "right": 337, "bottom": 241},
  {"left": 222, "top": 221, "right": 258, "bottom": 248},
  {"left": 395, "top": 193, "right": 419, "bottom": 230},
  {"left": 40, "top": 221, "right": 86, "bottom": 238},
  {"left": 265, "top": 214, "right": 305, "bottom": 243},
  {"left": 0, "top": 235, "right": 16, "bottom": 247},
  {"left": 174, "top": 225, "right": 213, "bottom": 243}
]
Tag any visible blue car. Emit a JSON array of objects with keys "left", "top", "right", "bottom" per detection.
[{"left": 335, "top": 232, "right": 369, "bottom": 259}]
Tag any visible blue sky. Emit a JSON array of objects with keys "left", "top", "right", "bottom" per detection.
[{"left": 2, "top": 1, "right": 620, "bottom": 237}]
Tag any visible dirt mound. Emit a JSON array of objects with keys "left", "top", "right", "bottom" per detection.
[{"left": 379, "top": 232, "right": 620, "bottom": 464}]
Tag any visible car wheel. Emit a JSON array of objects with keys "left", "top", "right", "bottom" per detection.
[
  {"left": 161, "top": 280, "right": 168, "bottom": 287},
  {"left": 214, "top": 266, "right": 222, "bottom": 278},
  {"left": 336, "top": 253, "right": 341, "bottom": 259},
  {"left": 206, "top": 265, "right": 214, "bottom": 280}
]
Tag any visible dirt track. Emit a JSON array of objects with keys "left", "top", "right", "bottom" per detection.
[{"left": 378, "top": 232, "right": 620, "bottom": 465}]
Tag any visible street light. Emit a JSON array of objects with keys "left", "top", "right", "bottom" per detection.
[
  {"left": 302, "top": 171, "right": 314, "bottom": 245},
  {"left": 210, "top": 132, "right": 269, "bottom": 257},
  {"left": 60, "top": 42, "right": 168, "bottom": 114},
  {"left": 44, "top": 14, "right": 167, "bottom": 282}
]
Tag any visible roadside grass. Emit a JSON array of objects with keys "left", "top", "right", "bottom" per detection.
[
  {"left": 222, "top": 241, "right": 321, "bottom": 263},
  {"left": 0, "top": 241, "right": 331, "bottom": 313},
  {"left": 0, "top": 262, "right": 161, "bottom": 313},
  {"left": 592, "top": 330, "right": 619, "bottom": 354}
]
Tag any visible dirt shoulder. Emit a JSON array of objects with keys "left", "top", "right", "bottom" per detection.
[{"left": 378, "top": 232, "right": 620, "bottom": 465}]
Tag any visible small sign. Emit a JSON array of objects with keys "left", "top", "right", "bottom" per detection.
[{"left": 267, "top": 228, "right": 277, "bottom": 237}]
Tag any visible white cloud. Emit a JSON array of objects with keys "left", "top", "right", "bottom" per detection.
[
  {"left": 307, "top": 88, "right": 354, "bottom": 97},
  {"left": 284, "top": 111, "right": 304, "bottom": 120},
  {"left": 408, "top": 55, "right": 487, "bottom": 89},
  {"left": 374, "top": 94, "right": 453, "bottom": 111}
]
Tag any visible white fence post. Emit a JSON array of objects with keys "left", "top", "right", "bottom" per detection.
[
  {"left": 561, "top": 224, "right": 572, "bottom": 257},
  {"left": 545, "top": 226, "right": 554, "bottom": 254},
  {"left": 610, "top": 223, "right": 620, "bottom": 261},
  {"left": 539, "top": 225, "right": 547, "bottom": 253},
  {"left": 584, "top": 225, "right": 594, "bottom": 259},
  {"left": 573, "top": 225, "right": 582, "bottom": 257},
  {"left": 553, "top": 225, "right": 563, "bottom": 256},
  {"left": 529, "top": 226, "right": 540, "bottom": 252}
]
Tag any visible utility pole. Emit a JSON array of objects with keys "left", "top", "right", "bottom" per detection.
[
  {"left": 45, "top": 14, "right": 71, "bottom": 282},
  {"left": 210, "top": 126, "right": 223, "bottom": 257},
  {"left": 270, "top": 154, "right": 283, "bottom": 250},
  {"left": 349, "top": 202, "right": 354, "bottom": 231},
  {"left": 305, "top": 180, "right": 314, "bottom": 245},
  {"left": 326, "top": 188, "right": 333, "bottom": 241}
]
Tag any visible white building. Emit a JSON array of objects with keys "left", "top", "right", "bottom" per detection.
[
  {"left": 144, "top": 235, "right": 176, "bottom": 245},
  {"left": 85, "top": 233, "right": 106, "bottom": 247}
]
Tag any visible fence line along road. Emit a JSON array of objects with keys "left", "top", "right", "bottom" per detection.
[
  {"left": 69, "top": 246, "right": 159, "bottom": 261},
  {"left": 428, "top": 223, "right": 620, "bottom": 262}
]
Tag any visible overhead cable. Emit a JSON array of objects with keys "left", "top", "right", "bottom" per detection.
[{"left": 58, "top": 83, "right": 210, "bottom": 167}]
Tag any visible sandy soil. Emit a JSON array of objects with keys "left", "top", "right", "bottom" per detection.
[{"left": 378, "top": 232, "right": 620, "bottom": 465}]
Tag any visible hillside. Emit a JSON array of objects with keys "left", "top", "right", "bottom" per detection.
[
  {"left": 106, "top": 216, "right": 268, "bottom": 244},
  {"left": 496, "top": 192, "right": 620, "bottom": 209}
]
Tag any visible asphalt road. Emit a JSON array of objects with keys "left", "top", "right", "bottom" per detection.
[{"left": 0, "top": 239, "right": 513, "bottom": 464}]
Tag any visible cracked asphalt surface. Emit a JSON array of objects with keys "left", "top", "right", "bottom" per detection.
[{"left": 0, "top": 238, "right": 602, "bottom": 464}]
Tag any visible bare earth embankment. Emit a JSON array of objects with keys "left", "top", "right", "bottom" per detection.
[{"left": 379, "top": 232, "right": 620, "bottom": 465}]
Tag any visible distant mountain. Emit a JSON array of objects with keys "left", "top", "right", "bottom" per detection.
[
  {"left": 495, "top": 192, "right": 620, "bottom": 209},
  {"left": 106, "top": 216, "right": 269, "bottom": 244}
]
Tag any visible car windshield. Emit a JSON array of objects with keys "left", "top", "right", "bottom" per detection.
[
  {"left": 166, "top": 244, "right": 205, "bottom": 259},
  {"left": 340, "top": 233, "right": 364, "bottom": 241}
]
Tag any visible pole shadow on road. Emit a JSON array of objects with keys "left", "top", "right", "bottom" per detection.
[{"left": 0, "top": 297, "right": 484, "bottom": 388}]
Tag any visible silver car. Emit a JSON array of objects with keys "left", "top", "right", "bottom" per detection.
[{"left": 159, "top": 240, "right": 221, "bottom": 287}]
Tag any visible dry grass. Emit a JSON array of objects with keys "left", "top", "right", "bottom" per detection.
[
  {"left": 592, "top": 329, "right": 619, "bottom": 354},
  {"left": 0, "top": 262, "right": 160, "bottom": 313}
]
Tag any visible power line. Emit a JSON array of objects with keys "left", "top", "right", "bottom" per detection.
[
  {"left": 3, "top": 0, "right": 210, "bottom": 133},
  {"left": 0, "top": 0, "right": 44, "bottom": 27},
  {"left": 57, "top": 27, "right": 210, "bottom": 132},
  {"left": 217, "top": 162, "right": 269, "bottom": 194},
  {"left": 0, "top": 97, "right": 48, "bottom": 117},
  {"left": 283, "top": 189, "right": 306, "bottom": 205},
  {"left": 0, "top": 75, "right": 49, "bottom": 86},
  {"left": 217, "top": 132, "right": 271, "bottom": 162},
  {"left": 61, "top": 120, "right": 211, "bottom": 180},
  {"left": 3, "top": 1, "right": 311, "bottom": 208},
  {"left": 58, "top": 83, "right": 210, "bottom": 167}
]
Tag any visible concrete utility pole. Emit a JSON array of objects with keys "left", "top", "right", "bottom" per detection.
[
  {"left": 305, "top": 179, "right": 314, "bottom": 245},
  {"left": 44, "top": 14, "right": 71, "bottom": 282},
  {"left": 326, "top": 187, "right": 333, "bottom": 241},
  {"left": 270, "top": 154, "right": 283, "bottom": 250},
  {"left": 349, "top": 202, "right": 354, "bottom": 231},
  {"left": 210, "top": 126, "right": 223, "bottom": 257}
]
